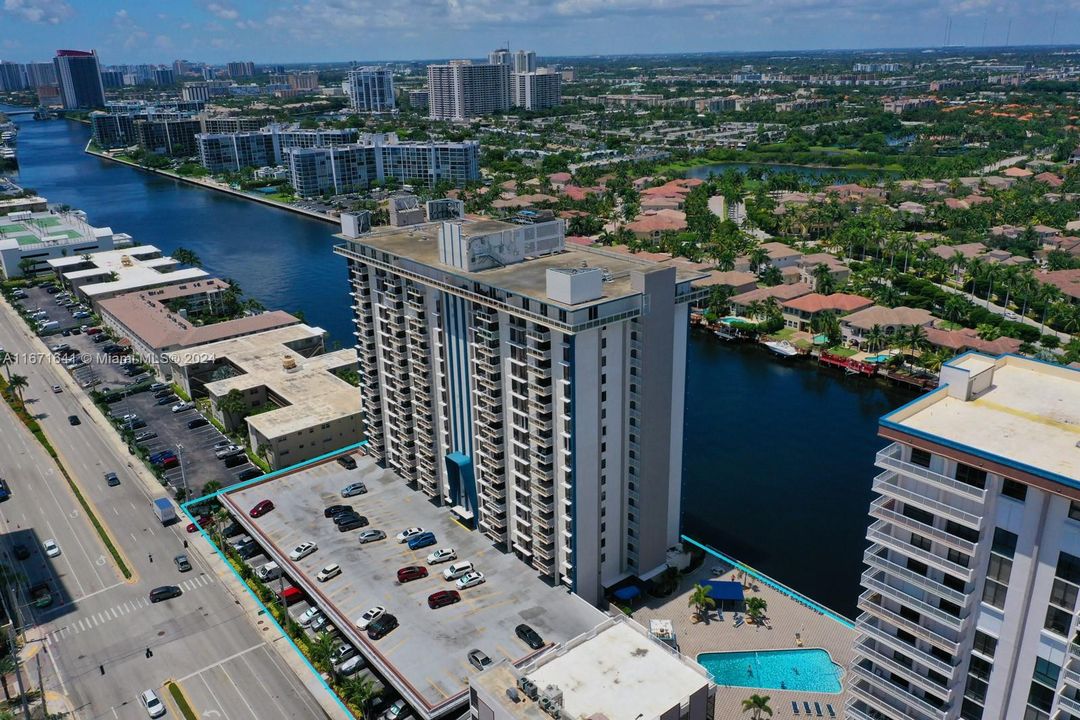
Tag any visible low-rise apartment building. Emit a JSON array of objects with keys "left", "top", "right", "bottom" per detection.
[
  {"left": 0, "top": 209, "right": 129, "bottom": 279},
  {"left": 47, "top": 245, "right": 209, "bottom": 306},
  {"left": 168, "top": 324, "right": 362, "bottom": 470}
]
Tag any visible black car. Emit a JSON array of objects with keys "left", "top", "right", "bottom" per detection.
[
  {"left": 67, "top": 415, "right": 80, "bottom": 426},
  {"left": 153, "top": 389, "right": 173, "bottom": 399},
  {"left": 333, "top": 511, "right": 367, "bottom": 527},
  {"left": 155, "top": 395, "right": 178, "bottom": 406},
  {"left": 336, "top": 455, "right": 357, "bottom": 470},
  {"left": 237, "top": 543, "right": 262, "bottom": 560},
  {"left": 12, "top": 544, "right": 30, "bottom": 561},
  {"left": 124, "top": 419, "right": 147, "bottom": 430},
  {"left": 337, "top": 515, "right": 368, "bottom": 532},
  {"left": 186, "top": 417, "right": 209, "bottom": 429},
  {"left": 222, "top": 522, "right": 243, "bottom": 538},
  {"left": 149, "top": 585, "right": 182, "bottom": 603},
  {"left": 236, "top": 468, "right": 263, "bottom": 481},
  {"left": 367, "top": 613, "right": 398, "bottom": 640},
  {"left": 324, "top": 504, "right": 352, "bottom": 518},
  {"left": 104, "top": 472, "right": 120, "bottom": 487},
  {"left": 515, "top": 624, "right": 544, "bottom": 650},
  {"left": 92, "top": 334, "right": 109, "bottom": 343},
  {"left": 223, "top": 453, "right": 246, "bottom": 468}
]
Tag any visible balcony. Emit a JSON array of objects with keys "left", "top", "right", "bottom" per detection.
[
  {"left": 869, "top": 496, "right": 978, "bottom": 555},
  {"left": 867, "top": 521, "right": 975, "bottom": 581},
  {"left": 861, "top": 573, "right": 966, "bottom": 631},
  {"left": 876, "top": 443, "right": 988, "bottom": 501},
  {"left": 1058, "top": 694, "right": 1080, "bottom": 717},
  {"left": 855, "top": 641, "right": 955, "bottom": 701},
  {"left": 863, "top": 548, "right": 969, "bottom": 606},
  {"left": 859, "top": 600, "right": 963, "bottom": 656},
  {"left": 873, "top": 471, "right": 984, "bottom": 530},
  {"left": 856, "top": 621, "right": 959, "bottom": 677},
  {"left": 1063, "top": 665, "right": 1080, "bottom": 689},
  {"left": 849, "top": 667, "right": 949, "bottom": 720}
]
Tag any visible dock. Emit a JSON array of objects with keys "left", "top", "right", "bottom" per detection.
[{"left": 818, "top": 351, "right": 877, "bottom": 377}]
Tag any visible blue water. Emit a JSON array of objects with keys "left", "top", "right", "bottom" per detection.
[{"left": 697, "top": 649, "right": 843, "bottom": 693}]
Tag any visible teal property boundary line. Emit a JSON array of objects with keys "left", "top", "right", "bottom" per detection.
[
  {"left": 681, "top": 534, "right": 856, "bottom": 630},
  {"left": 178, "top": 441, "right": 370, "bottom": 720}
]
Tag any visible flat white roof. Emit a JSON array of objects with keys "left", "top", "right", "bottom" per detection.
[
  {"left": 885, "top": 354, "right": 1080, "bottom": 484},
  {"left": 525, "top": 619, "right": 709, "bottom": 719},
  {"left": 48, "top": 245, "right": 210, "bottom": 298}
]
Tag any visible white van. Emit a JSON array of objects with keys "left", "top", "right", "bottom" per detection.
[
  {"left": 257, "top": 561, "right": 282, "bottom": 582},
  {"left": 443, "top": 561, "right": 474, "bottom": 581},
  {"left": 38, "top": 320, "right": 59, "bottom": 330}
]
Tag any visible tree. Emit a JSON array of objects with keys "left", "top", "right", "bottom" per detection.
[
  {"left": 0, "top": 652, "right": 15, "bottom": 701},
  {"left": 202, "top": 480, "right": 222, "bottom": 496},
  {"left": 810, "top": 310, "right": 842, "bottom": 347},
  {"left": 309, "top": 631, "right": 337, "bottom": 674},
  {"left": 748, "top": 247, "right": 770, "bottom": 273},
  {"left": 171, "top": 247, "right": 202, "bottom": 268},
  {"left": 6, "top": 374, "right": 28, "bottom": 403},
  {"left": 759, "top": 265, "right": 783, "bottom": 287},
  {"left": 744, "top": 596, "right": 769, "bottom": 625},
  {"left": 901, "top": 324, "right": 931, "bottom": 364},
  {"left": 687, "top": 583, "right": 715, "bottom": 622},
  {"left": 17, "top": 258, "right": 35, "bottom": 278},
  {"left": 339, "top": 674, "right": 381, "bottom": 716},
  {"left": 865, "top": 324, "right": 886, "bottom": 353},
  {"left": 741, "top": 693, "right": 773, "bottom": 719},
  {"left": 811, "top": 263, "right": 835, "bottom": 295},
  {"left": 0, "top": 351, "right": 13, "bottom": 382},
  {"left": 217, "top": 388, "right": 249, "bottom": 425}
]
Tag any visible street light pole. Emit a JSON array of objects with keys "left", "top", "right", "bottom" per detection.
[{"left": 177, "top": 443, "right": 188, "bottom": 498}]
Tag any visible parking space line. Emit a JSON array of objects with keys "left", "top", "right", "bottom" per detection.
[
  {"left": 177, "top": 643, "right": 266, "bottom": 682},
  {"left": 238, "top": 652, "right": 291, "bottom": 720},
  {"left": 220, "top": 665, "right": 259, "bottom": 720}
]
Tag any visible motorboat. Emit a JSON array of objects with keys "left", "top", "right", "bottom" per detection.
[{"left": 763, "top": 340, "right": 798, "bottom": 357}]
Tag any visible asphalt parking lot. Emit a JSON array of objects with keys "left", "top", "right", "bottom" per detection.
[
  {"left": 222, "top": 452, "right": 604, "bottom": 719},
  {"left": 106, "top": 391, "right": 261, "bottom": 497},
  {"left": 14, "top": 284, "right": 85, "bottom": 335}
]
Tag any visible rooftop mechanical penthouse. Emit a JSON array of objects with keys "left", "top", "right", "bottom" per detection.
[{"left": 334, "top": 203, "right": 707, "bottom": 604}]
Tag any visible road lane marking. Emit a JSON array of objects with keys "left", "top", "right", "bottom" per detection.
[
  {"left": 238, "top": 651, "right": 291, "bottom": 720},
  {"left": 220, "top": 666, "right": 259, "bottom": 720},
  {"left": 177, "top": 643, "right": 266, "bottom": 682}
]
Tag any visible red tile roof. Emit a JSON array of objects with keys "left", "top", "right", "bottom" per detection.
[{"left": 782, "top": 293, "right": 873, "bottom": 314}]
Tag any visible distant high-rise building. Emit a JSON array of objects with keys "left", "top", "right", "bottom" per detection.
[
  {"left": 512, "top": 70, "right": 561, "bottom": 110},
  {"left": 848, "top": 354, "right": 1080, "bottom": 720},
  {"left": 226, "top": 61, "right": 255, "bottom": 78},
  {"left": 288, "top": 71, "right": 319, "bottom": 91},
  {"left": 512, "top": 50, "right": 537, "bottom": 74},
  {"left": 25, "top": 62, "right": 58, "bottom": 89},
  {"left": 54, "top": 49, "right": 106, "bottom": 109},
  {"left": 172, "top": 59, "right": 193, "bottom": 77},
  {"left": 345, "top": 67, "right": 395, "bottom": 112},
  {"left": 100, "top": 70, "right": 124, "bottom": 88},
  {"left": 427, "top": 60, "right": 510, "bottom": 120},
  {"left": 201, "top": 66, "right": 215, "bottom": 81},
  {"left": 488, "top": 49, "right": 512, "bottom": 67},
  {"left": 0, "top": 62, "right": 27, "bottom": 91},
  {"left": 181, "top": 82, "right": 210, "bottom": 103},
  {"left": 407, "top": 89, "right": 429, "bottom": 110},
  {"left": 153, "top": 68, "right": 175, "bottom": 86}
]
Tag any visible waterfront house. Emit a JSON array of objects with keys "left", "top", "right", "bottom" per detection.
[
  {"left": 798, "top": 253, "right": 850, "bottom": 290},
  {"left": 728, "top": 282, "right": 812, "bottom": 319},
  {"left": 781, "top": 292, "right": 873, "bottom": 332},
  {"left": 695, "top": 270, "right": 758, "bottom": 295},
  {"left": 1038, "top": 269, "right": 1080, "bottom": 305},
  {"left": 840, "top": 305, "right": 935, "bottom": 348},
  {"left": 625, "top": 209, "right": 688, "bottom": 239},
  {"left": 924, "top": 325, "right": 1022, "bottom": 356}
]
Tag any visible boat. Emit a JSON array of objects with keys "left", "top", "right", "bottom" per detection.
[
  {"left": 714, "top": 327, "right": 738, "bottom": 341},
  {"left": 763, "top": 340, "right": 799, "bottom": 358}
]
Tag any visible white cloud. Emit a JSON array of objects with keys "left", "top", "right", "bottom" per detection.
[
  {"left": 206, "top": 2, "right": 239, "bottom": 20},
  {"left": 2, "top": 0, "right": 73, "bottom": 24}
]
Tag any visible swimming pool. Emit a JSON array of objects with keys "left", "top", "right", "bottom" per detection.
[{"left": 697, "top": 649, "right": 843, "bottom": 693}]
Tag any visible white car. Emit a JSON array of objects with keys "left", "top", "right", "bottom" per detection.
[
  {"left": 381, "top": 699, "right": 409, "bottom": 720},
  {"left": 426, "top": 548, "right": 456, "bottom": 565},
  {"left": 358, "top": 529, "right": 386, "bottom": 544},
  {"left": 442, "top": 561, "right": 474, "bottom": 581},
  {"left": 395, "top": 527, "right": 424, "bottom": 543},
  {"left": 298, "top": 607, "right": 322, "bottom": 627},
  {"left": 338, "top": 655, "right": 365, "bottom": 676},
  {"left": 456, "top": 571, "right": 485, "bottom": 589},
  {"left": 288, "top": 541, "right": 318, "bottom": 561},
  {"left": 171, "top": 401, "right": 194, "bottom": 413},
  {"left": 140, "top": 689, "right": 165, "bottom": 718},
  {"left": 43, "top": 539, "right": 60, "bottom": 558},
  {"left": 317, "top": 563, "right": 341, "bottom": 582},
  {"left": 355, "top": 606, "right": 385, "bottom": 631}
]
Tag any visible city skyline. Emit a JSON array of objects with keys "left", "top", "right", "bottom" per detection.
[{"left": 0, "top": 0, "right": 1076, "bottom": 64}]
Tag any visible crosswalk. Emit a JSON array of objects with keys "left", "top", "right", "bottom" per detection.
[{"left": 44, "top": 573, "right": 216, "bottom": 646}]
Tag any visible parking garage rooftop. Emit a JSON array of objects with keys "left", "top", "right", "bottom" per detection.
[{"left": 220, "top": 452, "right": 606, "bottom": 719}]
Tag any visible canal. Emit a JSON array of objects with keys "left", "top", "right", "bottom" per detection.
[{"left": 4, "top": 111, "right": 915, "bottom": 617}]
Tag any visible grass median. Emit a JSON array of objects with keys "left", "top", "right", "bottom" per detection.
[
  {"left": 0, "top": 378, "right": 132, "bottom": 579},
  {"left": 166, "top": 681, "right": 198, "bottom": 720}
]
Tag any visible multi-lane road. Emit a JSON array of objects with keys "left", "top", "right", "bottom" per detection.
[{"left": 0, "top": 300, "right": 333, "bottom": 720}]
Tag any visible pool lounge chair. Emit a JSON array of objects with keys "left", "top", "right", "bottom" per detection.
[
  {"left": 791, "top": 701, "right": 800, "bottom": 715},
  {"left": 803, "top": 701, "right": 812, "bottom": 714},
  {"left": 826, "top": 704, "right": 836, "bottom": 718},
  {"left": 814, "top": 702, "right": 823, "bottom": 717}
]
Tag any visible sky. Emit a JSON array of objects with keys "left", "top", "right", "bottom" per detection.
[{"left": 1, "top": 0, "right": 1077, "bottom": 65}]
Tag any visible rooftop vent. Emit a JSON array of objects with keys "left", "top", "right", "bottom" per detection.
[{"left": 282, "top": 355, "right": 298, "bottom": 372}]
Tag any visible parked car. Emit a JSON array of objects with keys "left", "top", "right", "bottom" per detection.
[
  {"left": 427, "top": 590, "right": 461, "bottom": 609},
  {"left": 223, "top": 452, "right": 245, "bottom": 467},
  {"left": 43, "top": 539, "right": 60, "bottom": 558},
  {"left": 236, "top": 468, "right": 263, "bottom": 481},
  {"left": 155, "top": 395, "right": 178, "bottom": 406},
  {"left": 467, "top": 648, "right": 493, "bottom": 671},
  {"left": 336, "top": 515, "right": 368, "bottom": 532},
  {"left": 222, "top": 522, "right": 243, "bottom": 538},
  {"left": 323, "top": 504, "right": 352, "bottom": 518},
  {"left": 379, "top": 700, "right": 409, "bottom": 720},
  {"left": 149, "top": 585, "right": 183, "bottom": 603},
  {"left": 141, "top": 689, "right": 166, "bottom": 718},
  {"left": 341, "top": 482, "right": 367, "bottom": 498},
  {"left": 330, "top": 643, "right": 357, "bottom": 666},
  {"left": 288, "top": 541, "right": 317, "bottom": 561},
  {"left": 395, "top": 527, "right": 424, "bottom": 543},
  {"left": 171, "top": 401, "right": 194, "bottom": 413},
  {"left": 317, "top": 564, "right": 341, "bottom": 582},
  {"left": 442, "top": 561, "right": 474, "bottom": 581},
  {"left": 354, "top": 606, "right": 385, "bottom": 631},
  {"left": 298, "top": 607, "right": 322, "bottom": 626},
  {"left": 256, "top": 562, "right": 282, "bottom": 582},
  {"left": 187, "top": 417, "right": 209, "bottom": 429},
  {"left": 149, "top": 382, "right": 168, "bottom": 392},
  {"left": 366, "top": 613, "right": 398, "bottom": 640},
  {"left": 215, "top": 444, "right": 243, "bottom": 459},
  {"left": 333, "top": 510, "right": 365, "bottom": 525},
  {"left": 407, "top": 532, "right": 437, "bottom": 551},
  {"left": 279, "top": 586, "right": 303, "bottom": 605},
  {"left": 174, "top": 554, "right": 191, "bottom": 572},
  {"left": 358, "top": 529, "right": 386, "bottom": 544},
  {"left": 338, "top": 655, "right": 365, "bottom": 676},
  {"left": 249, "top": 500, "right": 274, "bottom": 517},
  {"left": 336, "top": 455, "right": 357, "bottom": 470},
  {"left": 426, "top": 548, "right": 456, "bottom": 565},
  {"left": 104, "top": 472, "right": 120, "bottom": 487},
  {"left": 397, "top": 565, "right": 428, "bottom": 583},
  {"left": 134, "top": 431, "right": 157, "bottom": 442},
  {"left": 153, "top": 389, "right": 173, "bottom": 399},
  {"left": 456, "top": 571, "right": 485, "bottom": 589},
  {"left": 310, "top": 613, "right": 331, "bottom": 632},
  {"left": 515, "top": 623, "right": 544, "bottom": 649}
]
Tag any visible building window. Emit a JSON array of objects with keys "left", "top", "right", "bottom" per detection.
[
  {"left": 1050, "top": 578, "right": 1079, "bottom": 611},
  {"left": 1058, "top": 552, "right": 1080, "bottom": 585},
  {"left": 1027, "top": 680, "right": 1055, "bottom": 712},
  {"left": 910, "top": 447, "right": 932, "bottom": 468},
  {"left": 960, "top": 698, "right": 984, "bottom": 720},
  {"left": 1043, "top": 606, "right": 1071, "bottom": 637},
  {"left": 968, "top": 656, "right": 992, "bottom": 681},
  {"left": 1070, "top": 501, "right": 1080, "bottom": 522},
  {"left": 910, "top": 533, "right": 932, "bottom": 552},
  {"left": 972, "top": 631, "right": 997, "bottom": 658},
  {"left": 992, "top": 528, "right": 1018, "bottom": 558},
  {"left": 1002, "top": 479, "right": 1027, "bottom": 501},
  {"left": 955, "top": 463, "right": 987, "bottom": 490},
  {"left": 947, "top": 548, "right": 971, "bottom": 568}
]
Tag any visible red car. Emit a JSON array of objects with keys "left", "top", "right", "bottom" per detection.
[
  {"left": 185, "top": 516, "right": 211, "bottom": 533},
  {"left": 397, "top": 565, "right": 428, "bottom": 583},
  {"left": 86, "top": 327, "right": 103, "bottom": 335},
  {"left": 427, "top": 590, "right": 461, "bottom": 609},
  {"left": 249, "top": 500, "right": 274, "bottom": 518},
  {"left": 160, "top": 457, "right": 179, "bottom": 470}
]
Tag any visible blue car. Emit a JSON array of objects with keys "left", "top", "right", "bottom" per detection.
[{"left": 407, "top": 532, "right": 437, "bottom": 551}]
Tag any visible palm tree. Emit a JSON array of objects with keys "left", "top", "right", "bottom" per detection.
[
  {"left": 760, "top": 296, "right": 783, "bottom": 324},
  {"left": 1036, "top": 284, "right": 1062, "bottom": 333},
  {"left": 748, "top": 246, "right": 770, "bottom": 273},
  {"left": 688, "top": 583, "right": 716, "bottom": 622},
  {"left": 942, "top": 294, "right": 968, "bottom": 324},
  {"left": 17, "top": 258, "right": 36, "bottom": 278},
  {"left": 0, "top": 652, "right": 15, "bottom": 701},
  {"left": 1014, "top": 270, "right": 1038, "bottom": 319},
  {"left": 811, "top": 263, "right": 835, "bottom": 295},
  {"left": 202, "top": 480, "right": 222, "bottom": 496},
  {"left": 0, "top": 351, "right": 13, "bottom": 382},
  {"left": 339, "top": 674, "right": 381, "bottom": 716},
  {"left": 171, "top": 247, "right": 203, "bottom": 268},
  {"left": 949, "top": 251, "right": 967, "bottom": 284},
  {"left": 865, "top": 324, "right": 886, "bottom": 353},
  {"left": 309, "top": 631, "right": 337, "bottom": 674},
  {"left": 904, "top": 324, "right": 930, "bottom": 362},
  {"left": 741, "top": 693, "right": 773, "bottom": 719},
  {"left": 217, "top": 388, "right": 248, "bottom": 426},
  {"left": 999, "top": 265, "right": 1020, "bottom": 313},
  {"left": 744, "top": 596, "right": 769, "bottom": 625},
  {"left": 6, "top": 374, "right": 28, "bottom": 403}
]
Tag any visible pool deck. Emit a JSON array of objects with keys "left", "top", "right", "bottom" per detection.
[{"left": 630, "top": 556, "right": 856, "bottom": 718}]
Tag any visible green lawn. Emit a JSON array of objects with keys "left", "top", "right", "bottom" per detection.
[{"left": 826, "top": 346, "right": 858, "bottom": 357}]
